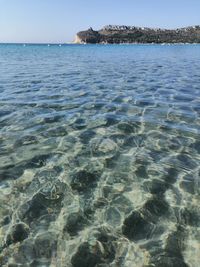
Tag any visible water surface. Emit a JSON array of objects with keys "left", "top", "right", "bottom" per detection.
[{"left": 0, "top": 44, "right": 200, "bottom": 267}]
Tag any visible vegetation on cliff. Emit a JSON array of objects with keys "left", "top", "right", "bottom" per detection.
[{"left": 75, "top": 25, "right": 200, "bottom": 44}]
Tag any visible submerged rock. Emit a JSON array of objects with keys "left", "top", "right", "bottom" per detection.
[
  {"left": 71, "top": 242, "right": 104, "bottom": 267},
  {"left": 18, "top": 188, "right": 64, "bottom": 224},
  {"left": 6, "top": 223, "right": 30, "bottom": 245},
  {"left": 144, "top": 179, "right": 169, "bottom": 195},
  {"left": 146, "top": 226, "right": 188, "bottom": 267},
  {"left": 165, "top": 226, "right": 186, "bottom": 258},
  {"left": 24, "top": 154, "right": 51, "bottom": 169},
  {"left": 122, "top": 211, "right": 154, "bottom": 241},
  {"left": 0, "top": 164, "right": 24, "bottom": 180},
  {"left": 79, "top": 130, "right": 96, "bottom": 144},
  {"left": 43, "top": 126, "right": 68, "bottom": 137},
  {"left": 135, "top": 165, "right": 149, "bottom": 179},
  {"left": 71, "top": 232, "right": 116, "bottom": 267},
  {"left": 143, "top": 197, "right": 169, "bottom": 218},
  {"left": 33, "top": 232, "right": 57, "bottom": 261},
  {"left": 70, "top": 170, "right": 100, "bottom": 193},
  {"left": 191, "top": 140, "right": 200, "bottom": 153},
  {"left": 163, "top": 168, "right": 179, "bottom": 184},
  {"left": 179, "top": 208, "right": 200, "bottom": 227},
  {"left": 1, "top": 215, "right": 11, "bottom": 226},
  {"left": 148, "top": 253, "right": 189, "bottom": 267},
  {"left": 64, "top": 211, "right": 89, "bottom": 236},
  {"left": 179, "top": 173, "right": 197, "bottom": 195},
  {"left": 43, "top": 114, "right": 63, "bottom": 124},
  {"left": 73, "top": 118, "right": 87, "bottom": 130},
  {"left": 96, "top": 227, "right": 116, "bottom": 262},
  {"left": 14, "top": 135, "right": 38, "bottom": 147},
  {"left": 18, "top": 193, "right": 49, "bottom": 223},
  {"left": 105, "top": 114, "right": 119, "bottom": 126},
  {"left": 117, "top": 121, "right": 140, "bottom": 134},
  {"left": 12, "top": 238, "right": 35, "bottom": 265},
  {"left": 90, "top": 138, "right": 118, "bottom": 158}
]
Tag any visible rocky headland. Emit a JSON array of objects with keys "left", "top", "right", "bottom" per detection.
[{"left": 75, "top": 25, "right": 200, "bottom": 44}]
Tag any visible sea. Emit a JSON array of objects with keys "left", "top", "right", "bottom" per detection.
[{"left": 0, "top": 44, "right": 200, "bottom": 267}]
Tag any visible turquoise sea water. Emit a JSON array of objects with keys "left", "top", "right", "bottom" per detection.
[{"left": 0, "top": 44, "right": 200, "bottom": 267}]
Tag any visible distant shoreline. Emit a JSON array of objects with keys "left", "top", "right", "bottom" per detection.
[
  {"left": 1, "top": 42, "right": 200, "bottom": 46},
  {"left": 75, "top": 25, "right": 200, "bottom": 44}
]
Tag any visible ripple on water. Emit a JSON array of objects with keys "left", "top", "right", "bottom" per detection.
[{"left": 0, "top": 44, "right": 200, "bottom": 266}]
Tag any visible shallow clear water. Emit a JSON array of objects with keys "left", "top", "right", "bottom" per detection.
[{"left": 0, "top": 44, "right": 200, "bottom": 267}]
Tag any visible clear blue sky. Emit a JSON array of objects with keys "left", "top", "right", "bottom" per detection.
[{"left": 0, "top": 0, "right": 200, "bottom": 43}]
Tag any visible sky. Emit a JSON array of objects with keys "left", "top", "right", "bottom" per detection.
[{"left": 0, "top": 0, "right": 200, "bottom": 43}]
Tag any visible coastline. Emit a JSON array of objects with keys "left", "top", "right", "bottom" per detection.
[
  {"left": 72, "top": 42, "right": 200, "bottom": 45},
  {"left": 75, "top": 25, "right": 200, "bottom": 45}
]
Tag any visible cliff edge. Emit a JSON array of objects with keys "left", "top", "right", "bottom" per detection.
[{"left": 75, "top": 25, "right": 200, "bottom": 44}]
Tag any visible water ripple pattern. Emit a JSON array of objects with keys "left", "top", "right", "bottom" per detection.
[{"left": 0, "top": 44, "right": 200, "bottom": 267}]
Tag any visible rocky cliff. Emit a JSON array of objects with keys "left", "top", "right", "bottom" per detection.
[{"left": 75, "top": 25, "right": 200, "bottom": 44}]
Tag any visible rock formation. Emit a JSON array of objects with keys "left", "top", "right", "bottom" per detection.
[{"left": 75, "top": 25, "right": 200, "bottom": 44}]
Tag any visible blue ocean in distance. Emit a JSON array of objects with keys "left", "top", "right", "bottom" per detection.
[{"left": 0, "top": 43, "right": 200, "bottom": 267}]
